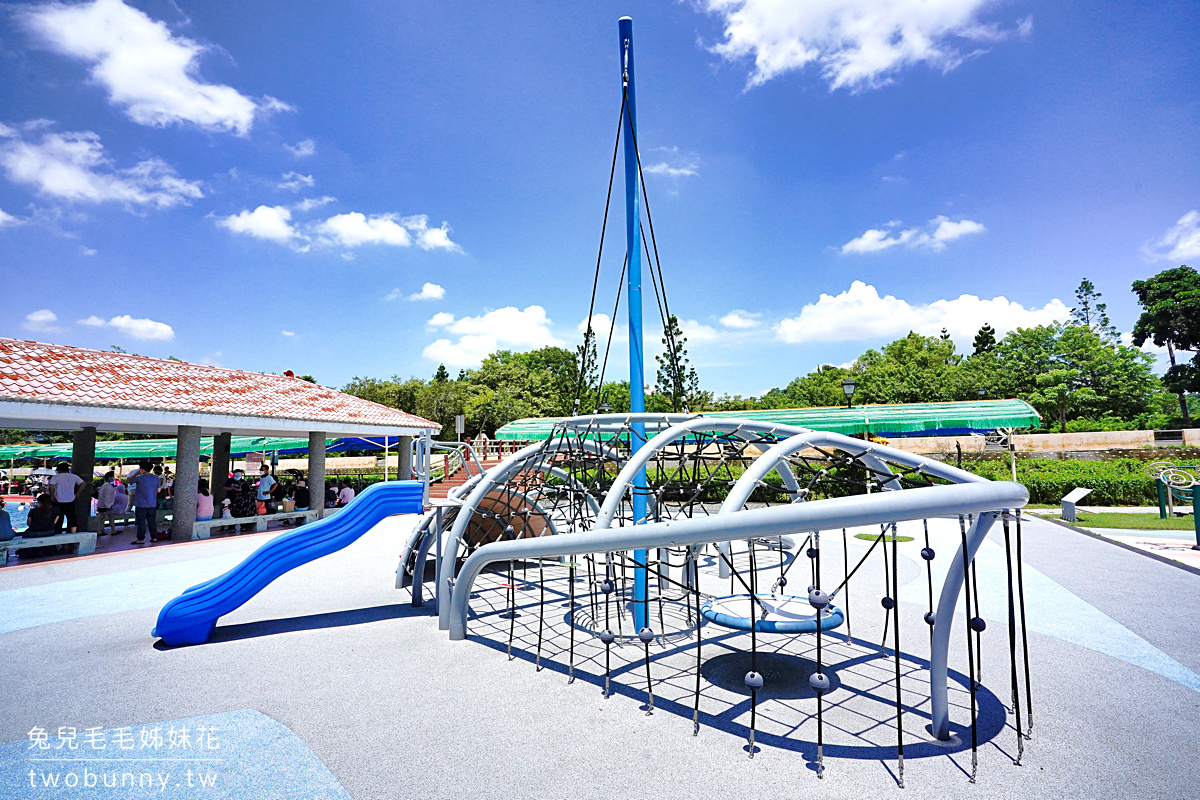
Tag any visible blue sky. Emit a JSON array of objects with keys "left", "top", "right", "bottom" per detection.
[{"left": 0, "top": 0, "right": 1197, "bottom": 396}]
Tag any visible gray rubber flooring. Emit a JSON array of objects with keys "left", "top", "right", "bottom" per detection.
[{"left": 2, "top": 513, "right": 1199, "bottom": 799}]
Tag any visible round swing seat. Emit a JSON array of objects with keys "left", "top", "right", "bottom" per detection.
[{"left": 701, "top": 594, "right": 845, "bottom": 634}]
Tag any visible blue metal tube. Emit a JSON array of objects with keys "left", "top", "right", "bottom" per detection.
[{"left": 619, "top": 16, "right": 649, "bottom": 630}]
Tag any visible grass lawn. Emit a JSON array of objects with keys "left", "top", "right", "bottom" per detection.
[
  {"left": 854, "top": 532, "right": 914, "bottom": 543},
  {"left": 1071, "top": 511, "right": 1197, "bottom": 530}
]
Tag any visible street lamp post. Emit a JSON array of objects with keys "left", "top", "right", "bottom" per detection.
[{"left": 841, "top": 377, "right": 856, "bottom": 408}]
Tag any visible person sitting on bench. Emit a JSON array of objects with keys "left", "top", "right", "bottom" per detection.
[{"left": 25, "top": 494, "right": 60, "bottom": 536}]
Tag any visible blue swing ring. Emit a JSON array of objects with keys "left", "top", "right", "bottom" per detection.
[{"left": 700, "top": 594, "right": 846, "bottom": 634}]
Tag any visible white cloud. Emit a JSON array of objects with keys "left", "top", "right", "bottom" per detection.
[
  {"left": 402, "top": 215, "right": 462, "bottom": 252},
  {"left": 23, "top": 309, "right": 62, "bottom": 333},
  {"left": 293, "top": 195, "right": 335, "bottom": 212},
  {"left": 79, "top": 245, "right": 96, "bottom": 256},
  {"left": 775, "top": 281, "right": 1069, "bottom": 348},
  {"left": 424, "top": 305, "right": 561, "bottom": 367},
  {"left": 680, "top": 319, "right": 719, "bottom": 342},
  {"left": 107, "top": 314, "right": 173, "bottom": 340},
  {"left": 0, "top": 129, "right": 202, "bottom": 208},
  {"left": 0, "top": 208, "right": 22, "bottom": 226},
  {"left": 280, "top": 330, "right": 295, "bottom": 337},
  {"left": 316, "top": 212, "right": 411, "bottom": 247},
  {"left": 408, "top": 282, "right": 445, "bottom": 301},
  {"left": 385, "top": 288, "right": 402, "bottom": 301},
  {"left": 20, "top": 0, "right": 273, "bottom": 135},
  {"left": 702, "top": 0, "right": 1028, "bottom": 91},
  {"left": 1143, "top": 210, "right": 1200, "bottom": 262},
  {"left": 314, "top": 212, "right": 461, "bottom": 251},
  {"left": 78, "top": 313, "right": 174, "bottom": 340},
  {"left": 644, "top": 161, "right": 699, "bottom": 178},
  {"left": 577, "top": 313, "right": 626, "bottom": 343},
  {"left": 720, "top": 310, "right": 762, "bottom": 329},
  {"left": 276, "top": 172, "right": 314, "bottom": 192},
  {"left": 841, "top": 215, "right": 985, "bottom": 254},
  {"left": 285, "top": 139, "right": 315, "bottom": 157},
  {"left": 217, "top": 205, "right": 297, "bottom": 244}
]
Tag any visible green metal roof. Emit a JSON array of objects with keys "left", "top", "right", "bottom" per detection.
[
  {"left": 493, "top": 399, "right": 1040, "bottom": 441},
  {"left": 0, "top": 436, "right": 321, "bottom": 461}
]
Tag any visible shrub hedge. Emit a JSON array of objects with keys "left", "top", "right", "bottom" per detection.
[{"left": 964, "top": 458, "right": 1157, "bottom": 505}]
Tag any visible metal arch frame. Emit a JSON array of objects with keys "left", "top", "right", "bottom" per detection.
[
  {"left": 437, "top": 436, "right": 622, "bottom": 630},
  {"left": 445, "top": 478, "right": 1027, "bottom": 741}
]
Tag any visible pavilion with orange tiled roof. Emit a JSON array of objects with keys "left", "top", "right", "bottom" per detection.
[{"left": 0, "top": 337, "right": 439, "bottom": 540}]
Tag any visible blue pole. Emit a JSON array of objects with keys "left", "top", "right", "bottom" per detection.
[{"left": 619, "top": 16, "right": 649, "bottom": 631}]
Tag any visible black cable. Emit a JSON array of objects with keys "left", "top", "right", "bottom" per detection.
[
  {"left": 815, "top": 532, "right": 826, "bottom": 778},
  {"left": 748, "top": 540, "right": 759, "bottom": 758},
  {"left": 507, "top": 560, "right": 516, "bottom": 661},
  {"left": 594, "top": 254, "right": 627, "bottom": 409},
  {"left": 1002, "top": 513, "right": 1025, "bottom": 765},
  {"left": 842, "top": 528, "right": 852, "bottom": 640},
  {"left": 568, "top": 561, "right": 576, "bottom": 683},
  {"left": 891, "top": 523, "right": 905, "bottom": 788},
  {"left": 536, "top": 560, "right": 545, "bottom": 671},
  {"left": 880, "top": 525, "right": 891, "bottom": 654},
  {"left": 1016, "top": 510, "right": 1034, "bottom": 737},
  {"left": 572, "top": 91, "right": 627, "bottom": 413},
  {"left": 959, "top": 516, "right": 978, "bottom": 783},
  {"left": 924, "top": 518, "right": 934, "bottom": 647},
  {"left": 692, "top": 549, "right": 703, "bottom": 735}
]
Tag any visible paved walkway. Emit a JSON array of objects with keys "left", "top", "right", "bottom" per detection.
[{"left": 1, "top": 514, "right": 1198, "bottom": 799}]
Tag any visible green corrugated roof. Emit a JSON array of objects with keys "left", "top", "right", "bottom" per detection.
[
  {"left": 493, "top": 399, "right": 1040, "bottom": 441},
  {"left": 0, "top": 436, "right": 321, "bottom": 461}
]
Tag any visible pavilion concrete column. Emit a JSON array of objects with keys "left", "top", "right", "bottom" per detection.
[
  {"left": 211, "top": 433, "right": 231, "bottom": 510},
  {"left": 173, "top": 425, "right": 201, "bottom": 541},
  {"left": 309, "top": 431, "right": 326, "bottom": 520},
  {"left": 398, "top": 435, "right": 413, "bottom": 480},
  {"left": 71, "top": 427, "right": 96, "bottom": 534}
]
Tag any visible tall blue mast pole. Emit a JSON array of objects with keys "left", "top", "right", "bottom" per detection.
[{"left": 619, "top": 16, "right": 650, "bottom": 631}]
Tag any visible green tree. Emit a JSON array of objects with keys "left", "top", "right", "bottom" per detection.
[
  {"left": 1131, "top": 265, "right": 1200, "bottom": 427},
  {"left": 853, "top": 333, "right": 961, "bottom": 404},
  {"left": 433, "top": 364, "right": 450, "bottom": 383},
  {"left": 655, "top": 314, "right": 701, "bottom": 412},
  {"left": 1071, "top": 278, "right": 1118, "bottom": 341},
  {"left": 972, "top": 323, "right": 997, "bottom": 355},
  {"left": 759, "top": 364, "right": 850, "bottom": 409}
]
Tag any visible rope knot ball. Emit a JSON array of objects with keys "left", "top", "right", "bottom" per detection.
[
  {"left": 638, "top": 627, "right": 655, "bottom": 644},
  {"left": 808, "top": 588, "right": 830, "bottom": 609},
  {"left": 600, "top": 579, "right": 615, "bottom": 594},
  {"left": 809, "top": 672, "right": 830, "bottom": 692},
  {"left": 924, "top": 611, "right": 936, "bottom": 625},
  {"left": 744, "top": 671, "right": 764, "bottom": 689},
  {"left": 599, "top": 628, "right": 615, "bottom": 644},
  {"left": 920, "top": 547, "right": 935, "bottom": 561},
  {"left": 969, "top": 616, "right": 987, "bottom": 633},
  {"left": 881, "top": 596, "right": 895, "bottom": 610}
]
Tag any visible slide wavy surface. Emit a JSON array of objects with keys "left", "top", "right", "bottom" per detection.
[{"left": 153, "top": 481, "right": 423, "bottom": 646}]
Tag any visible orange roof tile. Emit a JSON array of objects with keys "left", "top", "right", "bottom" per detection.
[{"left": 0, "top": 338, "right": 438, "bottom": 431}]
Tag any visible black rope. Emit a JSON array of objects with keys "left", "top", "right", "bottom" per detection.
[
  {"left": 507, "top": 560, "right": 516, "bottom": 661},
  {"left": 891, "top": 523, "right": 905, "bottom": 788},
  {"left": 1016, "top": 510, "right": 1034, "bottom": 737},
  {"left": 594, "top": 254, "right": 627, "bottom": 409},
  {"left": 880, "top": 525, "right": 891, "bottom": 654},
  {"left": 815, "top": 531, "right": 826, "bottom": 778},
  {"left": 748, "top": 540, "right": 759, "bottom": 758},
  {"left": 842, "top": 528, "right": 852, "bottom": 640},
  {"left": 572, "top": 90, "right": 627, "bottom": 413},
  {"left": 603, "top": 558, "right": 612, "bottom": 698},
  {"left": 828, "top": 524, "right": 888, "bottom": 598},
  {"left": 568, "top": 561, "right": 576, "bottom": 683},
  {"left": 692, "top": 548, "right": 703, "bottom": 735},
  {"left": 924, "top": 519, "right": 934, "bottom": 647},
  {"left": 959, "top": 516, "right": 978, "bottom": 783},
  {"left": 536, "top": 560, "right": 545, "bottom": 671},
  {"left": 1002, "top": 513, "right": 1025, "bottom": 765}
]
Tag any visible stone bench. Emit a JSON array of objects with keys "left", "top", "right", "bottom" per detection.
[
  {"left": 0, "top": 532, "right": 97, "bottom": 564},
  {"left": 191, "top": 508, "right": 338, "bottom": 539}
]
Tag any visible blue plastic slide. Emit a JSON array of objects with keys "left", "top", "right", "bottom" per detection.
[{"left": 153, "top": 480, "right": 424, "bottom": 646}]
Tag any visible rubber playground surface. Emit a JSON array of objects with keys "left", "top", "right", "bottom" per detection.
[{"left": 1, "top": 512, "right": 1199, "bottom": 799}]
